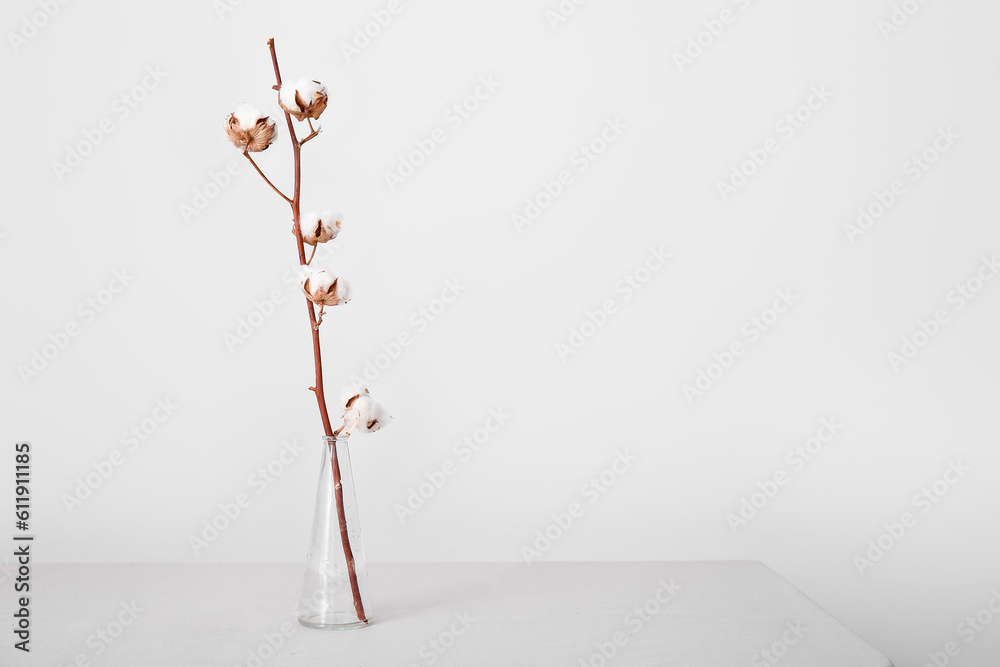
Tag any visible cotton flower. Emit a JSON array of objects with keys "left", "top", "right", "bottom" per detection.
[
  {"left": 225, "top": 103, "right": 277, "bottom": 152},
  {"left": 296, "top": 211, "right": 342, "bottom": 246},
  {"left": 279, "top": 79, "right": 328, "bottom": 121},
  {"left": 299, "top": 265, "right": 349, "bottom": 307},
  {"left": 340, "top": 385, "right": 370, "bottom": 415},
  {"left": 340, "top": 386, "right": 391, "bottom": 434}
]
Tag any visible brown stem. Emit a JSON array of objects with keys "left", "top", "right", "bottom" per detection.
[
  {"left": 301, "top": 117, "right": 322, "bottom": 145},
  {"left": 267, "top": 37, "right": 368, "bottom": 624},
  {"left": 242, "top": 151, "right": 292, "bottom": 203},
  {"left": 306, "top": 243, "right": 317, "bottom": 265},
  {"left": 300, "top": 126, "right": 321, "bottom": 146},
  {"left": 331, "top": 441, "right": 366, "bottom": 621}
]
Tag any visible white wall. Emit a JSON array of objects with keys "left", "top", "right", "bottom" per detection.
[{"left": 2, "top": 1, "right": 999, "bottom": 665}]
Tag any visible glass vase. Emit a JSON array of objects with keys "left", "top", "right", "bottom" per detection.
[{"left": 297, "top": 434, "right": 372, "bottom": 629}]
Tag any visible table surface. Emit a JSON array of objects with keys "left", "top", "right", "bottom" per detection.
[{"left": 5, "top": 561, "right": 893, "bottom": 666}]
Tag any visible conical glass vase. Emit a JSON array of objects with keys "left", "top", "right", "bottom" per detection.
[{"left": 297, "top": 434, "right": 372, "bottom": 630}]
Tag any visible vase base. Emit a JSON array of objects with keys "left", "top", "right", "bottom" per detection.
[{"left": 298, "top": 614, "right": 372, "bottom": 631}]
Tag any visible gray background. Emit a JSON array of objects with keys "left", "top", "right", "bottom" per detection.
[{"left": 2, "top": 0, "right": 999, "bottom": 665}]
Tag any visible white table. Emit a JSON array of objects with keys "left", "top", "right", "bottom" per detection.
[{"left": 6, "top": 562, "right": 893, "bottom": 666}]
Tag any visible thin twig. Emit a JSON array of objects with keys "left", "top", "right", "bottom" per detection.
[
  {"left": 242, "top": 151, "right": 292, "bottom": 203},
  {"left": 300, "top": 125, "right": 321, "bottom": 146},
  {"left": 267, "top": 37, "right": 368, "bottom": 625},
  {"left": 306, "top": 244, "right": 317, "bottom": 265}
]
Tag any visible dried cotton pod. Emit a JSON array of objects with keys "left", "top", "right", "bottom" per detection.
[
  {"left": 296, "top": 211, "right": 342, "bottom": 246},
  {"left": 299, "top": 265, "right": 349, "bottom": 307},
  {"left": 225, "top": 103, "right": 277, "bottom": 152},
  {"left": 359, "top": 403, "right": 391, "bottom": 433},
  {"left": 279, "top": 79, "right": 328, "bottom": 121},
  {"left": 339, "top": 386, "right": 391, "bottom": 435}
]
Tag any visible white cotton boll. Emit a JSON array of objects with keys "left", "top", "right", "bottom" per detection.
[
  {"left": 299, "top": 264, "right": 326, "bottom": 297},
  {"left": 232, "top": 102, "right": 264, "bottom": 131},
  {"left": 320, "top": 210, "right": 343, "bottom": 230},
  {"left": 298, "top": 264, "right": 332, "bottom": 296},
  {"left": 299, "top": 211, "right": 320, "bottom": 229},
  {"left": 279, "top": 79, "right": 325, "bottom": 111},
  {"left": 339, "top": 385, "right": 369, "bottom": 411},
  {"left": 363, "top": 404, "right": 391, "bottom": 433},
  {"left": 279, "top": 79, "right": 328, "bottom": 121},
  {"left": 298, "top": 212, "right": 321, "bottom": 244},
  {"left": 315, "top": 268, "right": 337, "bottom": 292},
  {"left": 321, "top": 211, "right": 343, "bottom": 242},
  {"left": 350, "top": 393, "right": 378, "bottom": 425},
  {"left": 300, "top": 266, "right": 344, "bottom": 304},
  {"left": 297, "top": 211, "right": 341, "bottom": 245},
  {"left": 304, "top": 79, "right": 326, "bottom": 98},
  {"left": 337, "top": 385, "right": 390, "bottom": 435},
  {"left": 352, "top": 398, "right": 390, "bottom": 434},
  {"left": 298, "top": 264, "right": 319, "bottom": 289},
  {"left": 226, "top": 105, "right": 276, "bottom": 152},
  {"left": 298, "top": 79, "right": 325, "bottom": 102},
  {"left": 296, "top": 79, "right": 325, "bottom": 102},
  {"left": 327, "top": 278, "right": 351, "bottom": 306},
  {"left": 278, "top": 84, "right": 301, "bottom": 112}
]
